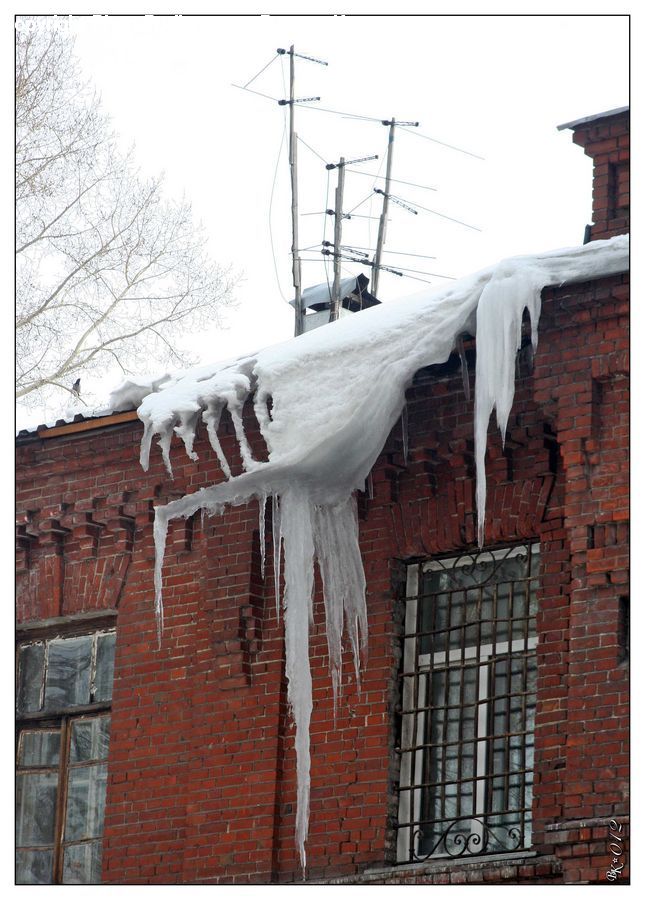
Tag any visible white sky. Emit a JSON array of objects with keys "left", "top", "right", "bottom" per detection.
[{"left": 13, "top": 10, "right": 629, "bottom": 429}]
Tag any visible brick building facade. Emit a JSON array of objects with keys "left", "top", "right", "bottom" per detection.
[{"left": 16, "top": 107, "right": 629, "bottom": 885}]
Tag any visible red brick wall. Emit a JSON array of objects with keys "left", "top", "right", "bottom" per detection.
[{"left": 16, "top": 267, "right": 629, "bottom": 884}]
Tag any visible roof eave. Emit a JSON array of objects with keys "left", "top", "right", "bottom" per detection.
[
  {"left": 557, "top": 106, "right": 629, "bottom": 132},
  {"left": 17, "top": 410, "right": 139, "bottom": 444}
]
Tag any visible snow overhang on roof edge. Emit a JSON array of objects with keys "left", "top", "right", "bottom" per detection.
[{"left": 17, "top": 235, "right": 629, "bottom": 440}]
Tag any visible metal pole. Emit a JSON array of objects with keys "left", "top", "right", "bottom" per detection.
[
  {"left": 289, "top": 46, "right": 304, "bottom": 336},
  {"left": 372, "top": 117, "right": 396, "bottom": 299},
  {"left": 330, "top": 157, "right": 345, "bottom": 322}
]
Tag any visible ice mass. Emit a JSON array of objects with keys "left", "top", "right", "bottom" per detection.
[{"left": 118, "top": 235, "right": 628, "bottom": 870}]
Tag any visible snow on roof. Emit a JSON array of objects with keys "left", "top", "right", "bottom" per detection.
[
  {"left": 104, "top": 374, "right": 173, "bottom": 413},
  {"left": 557, "top": 105, "right": 629, "bottom": 131},
  {"left": 139, "top": 235, "right": 628, "bottom": 494},
  {"left": 16, "top": 365, "right": 238, "bottom": 437},
  {"left": 135, "top": 234, "right": 627, "bottom": 871},
  {"left": 293, "top": 275, "right": 359, "bottom": 309}
]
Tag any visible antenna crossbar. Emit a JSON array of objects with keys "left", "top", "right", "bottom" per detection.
[
  {"left": 278, "top": 96, "right": 320, "bottom": 105},
  {"left": 322, "top": 248, "right": 403, "bottom": 277},
  {"left": 277, "top": 47, "right": 328, "bottom": 66},
  {"left": 326, "top": 154, "right": 378, "bottom": 170},
  {"left": 382, "top": 119, "right": 419, "bottom": 127},
  {"left": 373, "top": 188, "right": 417, "bottom": 215}
]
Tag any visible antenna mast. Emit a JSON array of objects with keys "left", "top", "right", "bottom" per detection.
[
  {"left": 277, "top": 46, "right": 327, "bottom": 336},
  {"left": 372, "top": 118, "right": 419, "bottom": 298},
  {"left": 329, "top": 157, "right": 346, "bottom": 322},
  {"left": 287, "top": 46, "right": 303, "bottom": 336},
  {"left": 325, "top": 153, "right": 377, "bottom": 320},
  {"left": 372, "top": 118, "right": 395, "bottom": 299}
]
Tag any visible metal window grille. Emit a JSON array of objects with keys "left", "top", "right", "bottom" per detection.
[{"left": 396, "top": 543, "right": 539, "bottom": 863}]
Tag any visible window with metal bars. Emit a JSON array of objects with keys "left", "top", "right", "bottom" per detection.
[
  {"left": 396, "top": 543, "right": 539, "bottom": 863},
  {"left": 15, "top": 629, "right": 115, "bottom": 884}
]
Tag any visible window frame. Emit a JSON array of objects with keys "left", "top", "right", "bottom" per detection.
[
  {"left": 16, "top": 615, "right": 116, "bottom": 885},
  {"left": 397, "top": 543, "right": 539, "bottom": 864},
  {"left": 17, "top": 629, "right": 116, "bottom": 720},
  {"left": 16, "top": 711, "right": 111, "bottom": 884}
]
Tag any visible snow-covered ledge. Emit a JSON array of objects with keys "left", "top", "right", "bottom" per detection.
[{"left": 126, "top": 234, "right": 628, "bottom": 871}]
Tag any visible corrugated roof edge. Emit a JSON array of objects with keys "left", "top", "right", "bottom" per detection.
[
  {"left": 557, "top": 105, "right": 629, "bottom": 131},
  {"left": 16, "top": 409, "right": 139, "bottom": 442}
]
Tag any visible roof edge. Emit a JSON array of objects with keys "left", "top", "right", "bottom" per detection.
[
  {"left": 17, "top": 409, "right": 139, "bottom": 443},
  {"left": 557, "top": 106, "right": 629, "bottom": 132}
]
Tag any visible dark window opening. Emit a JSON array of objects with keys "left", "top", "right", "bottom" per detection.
[
  {"left": 608, "top": 162, "right": 629, "bottom": 220},
  {"left": 618, "top": 595, "right": 629, "bottom": 664}
]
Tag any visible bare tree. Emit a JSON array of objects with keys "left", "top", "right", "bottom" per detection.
[{"left": 16, "top": 17, "right": 236, "bottom": 409}]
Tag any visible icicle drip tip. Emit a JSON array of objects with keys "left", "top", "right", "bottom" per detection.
[
  {"left": 259, "top": 494, "right": 267, "bottom": 580},
  {"left": 272, "top": 494, "right": 282, "bottom": 621},
  {"left": 153, "top": 510, "right": 169, "bottom": 648}
]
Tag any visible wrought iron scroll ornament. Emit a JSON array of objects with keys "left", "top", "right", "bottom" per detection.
[
  {"left": 426, "top": 546, "right": 532, "bottom": 592},
  {"left": 411, "top": 818, "right": 524, "bottom": 861}
]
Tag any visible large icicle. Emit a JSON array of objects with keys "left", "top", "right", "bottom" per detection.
[
  {"left": 474, "top": 261, "right": 544, "bottom": 545},
  {"left": 472, "top": 238, "right": 628, "bottom": 545},
  {"left": 272, "top": 493, "right": 282, "bottom": 619},
  {"left": 280, "top": 489, "right": 315, "bottom": 871},
  {"left": 134, "top": 235, "right": 628, "bottom": 872},
  {"left": 314, "top": 496, "right": 368, "bottom": 714},
  {"left": 202, "top": 400, "right": 231, "bottom": 479},
  {"left": 152, "top": 511, "right": 169, "bottom": 646},
  {"left": 258, "top": 493, "right": 267, "bottom": 579}
]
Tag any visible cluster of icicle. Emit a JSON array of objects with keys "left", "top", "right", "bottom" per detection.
[{"left": 127, "top": 235, "right": 628, "bottom": 872}]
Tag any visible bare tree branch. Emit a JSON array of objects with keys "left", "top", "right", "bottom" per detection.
[{"left": 16, "top": 16, "right": 238, "bottom": 410}]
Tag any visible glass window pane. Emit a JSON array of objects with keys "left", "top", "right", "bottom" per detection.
[
  {"left": 44, "top": 635, "right": 92, "bottom": 711},
  {"left": 18, "top": 730, "right": 61, "bottom": 768},
  {"left": 16, "top": 771, "right": 58, "bottom": 846},
  {"left": 529, "top": 579, "right": 539, "bottom": 616},
  {"left": 94, "top": 632, "right": 116, "bottom": 702},
  {"left": 62, "top": 840, "right": 103, "bottom": 884},
  {"left": 64, "top": 763, "right": 108, "bottom": 842},
  {"left": 70, "top": 716, "right": 110, "bottom": 763},
  {"left": 16, "top": 847, "right": 54, "bottom": 884},
  {"left": 17, "top": 643, "right": 45, "bottom": 713}
]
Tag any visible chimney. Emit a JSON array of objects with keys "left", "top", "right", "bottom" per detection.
[
  {"left": 558, "top": 106, "right": 629, "bottom": 243},
  {"left": 290, "top": 273, "right": 380, "bottom": 333}
]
